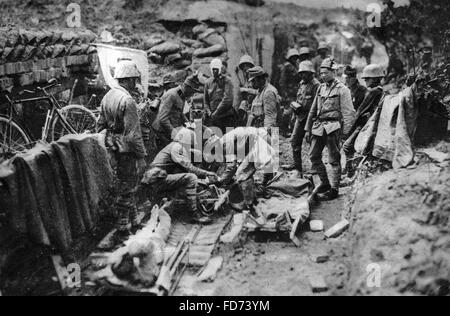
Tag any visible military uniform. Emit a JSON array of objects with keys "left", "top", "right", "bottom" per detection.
[
  {"left": 249, "top": 82, "right": 280, "bottom": 129},
  {"left": 305, "top": 79, "right": 355, "bottom": 191},
  {"left": 204, "top": 75, "right": 235, "bottom": 133},
  {"left": 291, "top": 78, "right": 320, "bottom": 174},
  {"left": 349, "top": 81, "right": 367, "bottom": 112},
  {"left": 142, "top": 142, "right": 211, "bottom": 222},
  {"left": 343, "top": 86, "right": 384, "bottom": 176},
  {"left": 279, "top": 62, "right": 300, "bottom": 134},
  {"left": 152, "top": 87, "right": 187, "bottom": 150},
  {"left": 98, "top": 85, "right": 147, "bottom": 232}
]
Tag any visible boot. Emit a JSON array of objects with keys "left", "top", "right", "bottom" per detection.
[
  {"left": 318, "top": 188, "right": 339, "bottom": 201},
  {"left": 317, "top": 169, "right": 331, "bottom": 193},
  {"left": 187, "top": 188, "right": 212, "bottom": 225}
]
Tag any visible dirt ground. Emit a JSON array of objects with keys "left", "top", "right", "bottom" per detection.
[{"left": 175, "top": 136, "right": 352, "bottom": 296}]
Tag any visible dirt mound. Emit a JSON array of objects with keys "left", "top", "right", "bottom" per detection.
[{"left": 347, "top": 146, "right": 450, "bottom": 296}]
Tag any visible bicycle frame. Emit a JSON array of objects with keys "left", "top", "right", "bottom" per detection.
[{"left": 5, "top": 87, "right": 77, "bottom": 142}]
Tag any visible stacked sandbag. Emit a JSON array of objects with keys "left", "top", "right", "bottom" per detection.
[
  {"left": 0, "top": 27, "right": 98, "bottom": 91},
  {"left": 146, "top": 23, "right": 228, "bottom": 86}
]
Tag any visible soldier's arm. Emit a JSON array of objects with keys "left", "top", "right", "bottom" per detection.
[
  {"left": 340, "top": 87, "right": 356, "bottom": 136},
  {"left": 263, "top": 90, "right": 278, "bottom": 128},
  {"left": 159, "top": 94, "right": 176, "bottom": 134},
  {"left": 204, "top": 82, "right": 212, "bottom": 114},
  {"left": 213, "top": 78, "right": 234, "bottom": 116},
  {"left": 96, "top": 104, "right": 107, "bottom": 133},
  {"left": 123, "top": 98, "right": 147, "bottom": 159},
  {"left": 171, "top": 144, "right": 211, "bottom": 178},
  {"left": 279, "top": 66, "right": 288, "bottom": 99},
  {"left": 305, "top": 87, "right": 319, "bottom": 132}
]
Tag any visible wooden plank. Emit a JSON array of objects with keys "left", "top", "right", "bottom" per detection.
[
  {"left": 324, "top": 220, "right": 350, "bottom": 239},
  {"left": 5, "top": 63, "right": 15, "bottom": 75},
  {"left": 0, "top": 64, "right": 5, "bottom": 77}
]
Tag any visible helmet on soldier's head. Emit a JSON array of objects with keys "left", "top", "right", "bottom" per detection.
[
  {"left": 239, "top": 55, "right": 255, "bottom": 69},
  {"left": 320, "top": 58, "right": 337, "bottom": 70},
  {"left": 317, "top": 42, "right": 329, "bottom": 51},
  {"left": 210, "top": 58, "right": 223, "bottom": 72},
  {"left": 361, "top": 64, "right": 385, "bottom": 79},
  {"left": 298, "top": 60, "right": 315, "bottom": 73},
  {"left": 114, "top": 60, "right": 141, "bottom": 79},
  {"left": 299, "top": 47, "right": 311, "bottom": 56},
  {"left": 172, "top": 127, "right": 197, "bottom": 146},
  {"left": 286, "top": 48, "right": 300, "bottom": 60}
]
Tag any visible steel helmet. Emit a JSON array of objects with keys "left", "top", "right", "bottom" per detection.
[
  {"left": 298, "top": 60, "right": 315, "bottom": 73},
  {"left": 317, "top": 41, "right": 329, "bottom": 51},
  {"left": 320, "top": 58, "right": 337, "bottom": 70},
  {"left": 361, "top": 64, "right": 385, "bottom": 79},
  {"left": 210, "top": 58, "right": 223, "bottom": 72},
  {"left": 286, "top": 48, "right": 300, "bottom": 60},
  {"left": 172, "top": 127, "right": 197, "bottom": 146},
  {"left": 114, "top": 60, "right": 141, "bottom": 79},
  {"left": 239, "top": 54, "right": 255, "bottom": 69},
  {"left": 247, "top": 66, "right": 267, "bottom": 82},
  {"left": 299, "top": 47, "right": 311, "bottom": 56}
]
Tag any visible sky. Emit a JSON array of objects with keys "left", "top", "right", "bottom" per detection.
[{"left": 268, "top": 0, "right": 410, "bottom": 10}]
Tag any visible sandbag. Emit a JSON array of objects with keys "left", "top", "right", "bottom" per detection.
[
  {"left": 62, "top": 30, "right": 76, "bottom": 43},
  {"left": 193, "top": 24, "right": 208, "bottom": 35},
  {"left": 143, "top": 37, "right": 164, "bottom": 50},
  {"left": 51, "top": 44, "right": 66, "bottom": 58},
  {"left": 149, "top": 42, "right": 181, "bottom": 55},
  {"left": 193, "top": 44, "right": 225, "bottom": 58},
  {"left": 198, "top": 28, "right": 218, "bottom": 41},
  {"left": 201, "top": 33, "right": 226, "bottom": 48},
  {"left": 6, "top": 29, "right": 21, "bottom": 47},
  {"left": 69, "top": 45, "right": 83, "bottom": 56},
  {"left": 173, "top": 59, "right": 192, "bottom": 69},
  {"left": 22, "top": 46, "right": 38, "bottom": 61},
  {"left": 180, "top": 38, "right": 202, "bottom": 48},
  {"left": 19, "top": 29, "right": 37, "bottom": 46},
  {"left": 165, "top": 53, "right": 182, "bottom": 64},
  {"left": 11, "top": 45, "right": 25, "bottom": 61}
]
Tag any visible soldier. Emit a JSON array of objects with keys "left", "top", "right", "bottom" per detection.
[
  {"left": 247, "top": 66, "right": 280, "bottom": 131},
  {"left": 141, "top": 128, "right": 218, "bottom": 225},
  {"left": 204, "top": 59, "right": 235, "bottom": 133},
  {"left": 299, "top": 47, "right": 312, "bottom": 62},
  {"left": 236, "top": 55, "right": 258, "bottom": 126},
  {"left": 343, "top": 64, "right": 385, "bottom": 179},
  {"left": 152, "top": 74, "right": 202, "bottom": 151},
  {"left": 312, "top": 42, "right": 330, "bottom": 75},
  {"left": 305, "top": 58, "right": 356, "bottom": 200},
  {"left": 344, "top": 65, "right": 367, "bottom": 112},
  {"left": 289, "top": 61, "right": 320, "bottom": 177},
  {"left": 97, "top": 60, "right": 147, "bottom": 240},
  {"left": 279, "top": 48, "right": 301, "bottom": 137}
]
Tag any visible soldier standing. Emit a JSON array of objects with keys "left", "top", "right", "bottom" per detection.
[
  {"left": 279, "top": 48, "right": 301, "bottom": 137},
  {"left": 289, "top": 61, "right": 320, "bottom": 177},
  {"left": 344, "top": 65, "right": 367, "bottom": 112},
  {"left": 97, "top": 60, "right": 147, "bottom": 241},
  {"left": 305, "top": 58, "right": 356, "bottom": 200}
]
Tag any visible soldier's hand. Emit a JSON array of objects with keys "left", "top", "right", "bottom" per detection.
[
  {"left": 206, "top": 172, "right": 219, "bottom": 184},
  {"left": 137, "top": 159, "right": 147, "bottom": 175},
  {"left": 305, "top": 132, "right": 312, "bottom": 144}
]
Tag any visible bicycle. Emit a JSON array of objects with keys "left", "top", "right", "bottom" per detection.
[{"left": 0, "top": 79, "right": 97, "bottom": 163}]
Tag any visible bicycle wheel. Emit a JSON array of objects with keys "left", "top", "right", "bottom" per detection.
[
  {"left": 51, "top": 105, "right": 97, "bottom": 142},
  {"left": 0, "top": 115, "right": 32, "bottom": 163}
]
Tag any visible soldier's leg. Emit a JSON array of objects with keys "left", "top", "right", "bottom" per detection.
[
  {"left": 343, "top": 129, "right": 359, "bottom": 178},
  {"left": 310, "top": 135, "right": 330, "bottom": 190},
  {"left": 291, "top": 118, "right": 306, "bottom": 174},
  {"left": 163, "top": 173, "right": 212, "bottom": 224},
  {"left": 115, "top": 153, "right": 139, "bottom": 232},
  {"left": 325, "top": 131, "right": 343, "bottom": 199}
]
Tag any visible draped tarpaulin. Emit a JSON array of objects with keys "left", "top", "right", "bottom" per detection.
[{"left": 0, "top": 134, "right": 113, "bottom": 252}]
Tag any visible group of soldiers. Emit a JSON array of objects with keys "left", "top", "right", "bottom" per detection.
[{"left": 97, "top": 41, "right": 398, "bottom": 241}]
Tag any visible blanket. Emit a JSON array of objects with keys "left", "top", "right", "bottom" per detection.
[{"left": 0, "top": 134, "right": 113, "bottom": 252}]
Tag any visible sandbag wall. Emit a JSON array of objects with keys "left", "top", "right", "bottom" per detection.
[{"left": 0, "top": 27, "right": 98, "bottom": 91}]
